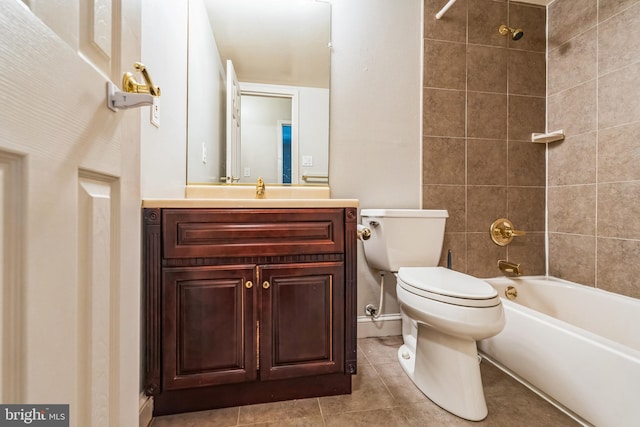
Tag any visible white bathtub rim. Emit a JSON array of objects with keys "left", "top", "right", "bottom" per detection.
[
  {"left": 485, "top": 274, "right": 639, "bottom": 304},
  {"left": 484, "top": 275, "right": 640, "bottom": 357}
]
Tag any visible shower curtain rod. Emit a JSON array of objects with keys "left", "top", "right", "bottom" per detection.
[{"left": 435, "top": 0, "right": 457, "bottom": 19}]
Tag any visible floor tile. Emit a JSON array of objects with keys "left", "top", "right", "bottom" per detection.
[{"left": 150, "top": 336, "right": 580, "bottom": 427}]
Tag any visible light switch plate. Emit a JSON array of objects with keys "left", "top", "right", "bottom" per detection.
[{"left": 150, "top": 97, "right": 160, "bottom": 127}]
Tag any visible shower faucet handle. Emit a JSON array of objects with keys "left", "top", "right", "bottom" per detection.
[{"left": 490, "top": 218, "right": 526, "bottom": 246}]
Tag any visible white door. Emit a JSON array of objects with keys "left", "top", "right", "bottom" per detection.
[
  {"left": 0, "top": 1, "right": 141, "bottom": 426},
  {"left": 226, "top": 59, "right": 241, "bottom": 183}
]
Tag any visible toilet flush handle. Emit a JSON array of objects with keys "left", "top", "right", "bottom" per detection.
[{"left": 357, "top": 224, "right": 371, "bottom": 241}]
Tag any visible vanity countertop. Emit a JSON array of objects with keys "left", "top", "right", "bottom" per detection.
[{"left": 142, "top": 198, "right": 359, "bottom": 208}]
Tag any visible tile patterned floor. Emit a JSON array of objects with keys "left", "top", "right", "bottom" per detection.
[{"left": 150, "top": 336, "right": 579, "bottom": 426}]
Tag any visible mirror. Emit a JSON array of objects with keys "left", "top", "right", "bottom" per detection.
[{"left": 186, "top": 0, "right": 331, "bottom": 185}]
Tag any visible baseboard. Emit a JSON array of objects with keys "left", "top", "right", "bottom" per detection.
[
  {"left": 357, "top": 313, "right": 402, "bottom": 338},
  {"left": 139, "top": 394, "right": 153, "bottom": 427}
]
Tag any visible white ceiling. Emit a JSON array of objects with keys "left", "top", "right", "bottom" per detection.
[{"left": 202, "top": 0, "right": 331, "bottom": 88}]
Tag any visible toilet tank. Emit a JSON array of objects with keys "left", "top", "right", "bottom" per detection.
[{"left": 360, "top": 209, "right": 448, "bottom": 272}]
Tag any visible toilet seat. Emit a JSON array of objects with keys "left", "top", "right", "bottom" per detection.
[{"left": 397, "top": 267, "right": 500, "bottom": 308}]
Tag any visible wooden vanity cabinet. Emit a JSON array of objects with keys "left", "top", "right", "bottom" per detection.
[{"left": 142, "top": 207, "right": 357, "bottom": 416}]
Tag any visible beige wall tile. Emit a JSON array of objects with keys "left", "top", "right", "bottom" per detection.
[
  {"left": 597, "top": 181, "right": 640, "bottom": 239},
  {"left": 440, "top": 232, "right": 467, "bottom": 271},
  {"left": 467, "top": 139, "right": 508, "bottom": 185},
  {"left": 597, "top": 237, "right": 640, "bottom": 298},
  {"left": 508, "top": 95, "right": 546, "bottom": 141},
  {"left": 468, "top": 0, "right": 508, "bottom": 47},
  {"left": 423, "top": 0, "right": 546, "bottom": 282},
  {"left": 548, "top": 27, "right": 597, "bottom": 96},
  {"left": 548, "top": 185, "right": 596, "bottom": 235},
  {"left": 549, "top": 233, "right": 596, "bottom": 286},
  {"left": 423, "top": 88, "right": 466, "bottom": 137},
  {"left": 548, "top": 80, "right": 597, "bottom": 137},
  {"left": 467, "top": 92, "right": 508, "bottom": 139},
  {"left": 424, "top": 40, "right": 466, "bottom": 90},
  {"left": 423, "top": 185, "right": 466, "bottom": 232},
  {"left": 548, "top": 132, "right": 597, "bottom": 186},
  {"left": 507, "top": 232, "right": 546, "bottom": 275},
  {"left": 507, "top": 141, "right": 546, "bottom": 187},
  {"left": 422, "top": 137, "right": 465, "bottom": 184},
  {"left": 508, "top": 50, "right": 546, "bottom": 97},
  {"left": 548, "top": 0, "right": 597, "bottom": 49},
  {"left": 424, "top": 0, "right": 467, "bottom": 43},
  {"left": 598, "top": 3, "right": 640, "bottom": 75},
  {"left": 598, "top": 62, "right": 640, "bottom": 129},
  {"left": 508, "top": 3, "right": 546, "bottom": 52},
  {"left": 467, "top": 185, "right": 508, "bottom": 232},
  {"left": 467, "top": 45, "right": 508, "bottom": 93},
  {"left": 508, "top": 186, "right": 545, "bottom": 232},
  {"left": 598, "top": 122, "right": 640, "bottom": 183},
  {"left": 599, "top": 0, "right": 640, "bottom": 22},
  {"left": 467, "top": 232, "right": 508, "bottom": 278}
]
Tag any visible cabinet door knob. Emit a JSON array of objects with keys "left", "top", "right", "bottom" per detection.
[
  {"left": 262, "top": 281, "right": 270, "bottom": 289},
  {"left": 245, "top": 281, "right": 253, "bottom": 289}
]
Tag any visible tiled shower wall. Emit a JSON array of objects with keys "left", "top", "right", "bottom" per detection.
[
  {"left": 547, "top": 0, "right": 640, "bottom": 298},
  {"left": 422, "top": 0, "right": 546, "bottom": 277}
]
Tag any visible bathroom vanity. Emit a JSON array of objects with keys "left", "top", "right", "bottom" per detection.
[{"left": 141, "top": 199, "right": 358, "bottom": 415}]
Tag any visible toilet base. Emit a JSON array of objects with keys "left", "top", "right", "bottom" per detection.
[{"left": 397, "top": 323, "right": 488, "bottom": 421}]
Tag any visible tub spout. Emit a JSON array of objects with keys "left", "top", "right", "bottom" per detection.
[{"left": 498, "top": 259, "right": 523, "bottom": 276}]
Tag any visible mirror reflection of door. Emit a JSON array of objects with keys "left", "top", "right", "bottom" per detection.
[
  {"left": 240, "top": 94, "right": 296, "bottom": 183},
  {"left": 226, "top": 60, "right": 241, "bottom": 183}
]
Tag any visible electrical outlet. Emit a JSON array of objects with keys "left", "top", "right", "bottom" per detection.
[
  {"left": 150, "top": 97, "right": 160, "bottom": 127},
  {"left": 244, "top": 167, "right": 251, "bottom": 177},
  {"left": 302, "top": 155, "right": 313, "bottom": 166}
]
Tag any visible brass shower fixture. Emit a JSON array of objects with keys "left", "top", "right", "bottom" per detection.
[{"left": 499, "top": 24, "right": 524, "bottom": 41}]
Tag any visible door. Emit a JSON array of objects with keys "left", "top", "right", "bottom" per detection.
[
  {"left": 162, "top": 266, "right": 257, "bottom": 390},
  {"left": 259, "top": 263, "right": 345, "bottom": 381},
  {"left": 0, "top": 1, "right": 141, "bottom": 426},
  {"left": 226, "top": 59, "right": 241, "bottom": 183}
]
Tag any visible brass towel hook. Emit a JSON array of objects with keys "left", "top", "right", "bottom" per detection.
[{"left": 122, "top": 62, "right": 161, "bottom": 96}]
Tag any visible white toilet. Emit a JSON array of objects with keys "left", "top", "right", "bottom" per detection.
[{"left": 360, "top": 209, "right": 505, "bottom": 421}]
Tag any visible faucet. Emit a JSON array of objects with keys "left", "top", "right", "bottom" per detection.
[
  {"left": 497, "top": 259, "right": 522, "bottom": 276},
  {"left": 256, "top": 177, "right": 265, "bottom": 198}
]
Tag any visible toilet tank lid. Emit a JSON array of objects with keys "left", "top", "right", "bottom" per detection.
[{"left": 360, "top": 209, "right": 448, "bottom": 218}]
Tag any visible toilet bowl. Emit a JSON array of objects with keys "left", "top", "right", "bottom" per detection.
[
  {"left": 359, "top": 209, "right": 505, "bottom": 421},
  {"left": 396, "top": 266, "right": 504, "bottom": 421}
]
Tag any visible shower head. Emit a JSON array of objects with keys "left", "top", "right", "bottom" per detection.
[{"left": 499, "top": 24, "right": 524, "bottom": 41}]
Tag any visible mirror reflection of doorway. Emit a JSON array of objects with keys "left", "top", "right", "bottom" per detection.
[{"left": 240, "top": 94, "right": 294, "bottom": 183}]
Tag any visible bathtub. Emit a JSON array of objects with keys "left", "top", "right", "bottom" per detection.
[{"left": 478, "top": 276, "right": 640, "bottom": 427}]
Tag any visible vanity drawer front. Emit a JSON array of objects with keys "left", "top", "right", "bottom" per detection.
[{"left": 162, "top": 208, "right": 345, "bottom": 258}]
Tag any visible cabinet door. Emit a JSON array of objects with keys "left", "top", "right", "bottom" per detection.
[
  {"left": 163, "top": 265, "right": 256, "bottom": 390},
  {"left": 259, "top": 263, "right": 344, "bottom": 381}
]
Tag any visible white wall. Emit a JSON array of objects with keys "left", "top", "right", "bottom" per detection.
[
  {"left": 240, "top": 95, "right": 291, "bottom": 183},
  {"left": 140, "top": 0, "right": 188, "bottom": 198},
  {"left": 329, "top": 0, "right": 423, "bottom": 331},
  {"left": 187, "top": 0, "right": 226, "bottom": 184}
]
